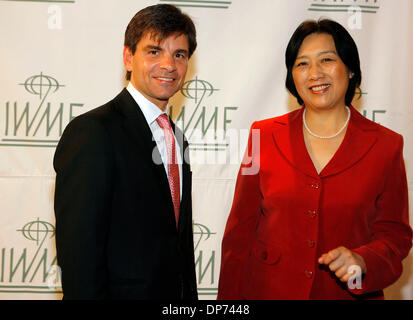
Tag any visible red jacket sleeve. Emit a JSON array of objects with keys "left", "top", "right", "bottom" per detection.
[
  {"left": 351, "top": 135, "right": 412, "bottom": 294},
  {"left": 217, "top": 122, "right": 262, "bottom": 299}
]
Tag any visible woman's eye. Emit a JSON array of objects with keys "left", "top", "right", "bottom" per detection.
[{"left": 321, "top": 57, "right": 333, "bottom": 62}]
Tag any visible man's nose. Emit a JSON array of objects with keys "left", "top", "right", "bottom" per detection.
[{"left": 160, "top": 53, "right": 176, "bottom": 72}]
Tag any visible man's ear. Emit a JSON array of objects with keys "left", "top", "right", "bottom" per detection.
[{"left": 123, "top": 46, "right": 133, "bottom": 71}]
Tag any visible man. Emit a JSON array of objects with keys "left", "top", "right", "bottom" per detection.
[{"left": 53, "top": 4, "right": 197, "bottom": 300}]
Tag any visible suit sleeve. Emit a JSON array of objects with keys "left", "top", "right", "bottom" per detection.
[
  {"left": 351, "top": 135, "right": 412, "bottom": 295},
  {"left": 182, "top": 141, "right": 198, "bottom": 300},
  {"left": 53, "top": 115, "right": 113, "bottom": 299},
  {"left": 217, "top": 122, "right": 262, "bottom": 300},
  {"left": 185, "top": 172, "right": 198, "bottom": 300}
]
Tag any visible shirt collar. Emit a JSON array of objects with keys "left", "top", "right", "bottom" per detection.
[{"left": 126, "top": 82, "right": 169, "bottom": 125}]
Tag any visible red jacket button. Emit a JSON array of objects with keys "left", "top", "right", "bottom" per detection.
[
  {"left": 307, "top": 240, "right": 315, "bottom": 248},
  {"left": 306, "top": 210, "right": 317, "bottom": 218},
  {"left": 261, "top": 251, "right": 268, "bottom": 260}
]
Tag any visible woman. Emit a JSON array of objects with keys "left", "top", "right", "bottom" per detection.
[{"left": 217, "top": 19, "right": 412, "bottom": 299}]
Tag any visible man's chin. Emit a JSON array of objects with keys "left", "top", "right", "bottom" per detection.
[{"left": 156, "top": 90, "right": 180, "bottom": 101}]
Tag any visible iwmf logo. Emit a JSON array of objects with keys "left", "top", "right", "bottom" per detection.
[
  {"left": 308, "top": 0, "right": 381, "bottom": 29},
  {"left": 0, "top": 72, "right": 84, "bottom": 148},
  {"left": 170, "top": 76, "right": 235, "bottom": 152},
  {"left": 0, "top": 218, "right": 61, "bottom": 294},
  {"left": 193, "top": 222, "right": 218, "bottom": 297},
  {"left": 158, "top": 0, "right": 231, "bottom": 10},
  {"left": 168, "top": 76, "right": 260, "bottom": 174}
]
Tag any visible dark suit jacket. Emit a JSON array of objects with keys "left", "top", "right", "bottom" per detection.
[
  {"left": 218, "top": 106, "right": 412, "bottom": 299},
  {"left": 53, "top": 88, "right": 198, "bottom": 300}
]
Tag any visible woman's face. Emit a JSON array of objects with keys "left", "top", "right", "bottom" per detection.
[{"left": 292, "top": 33, "right": 351, "bottom": 110}]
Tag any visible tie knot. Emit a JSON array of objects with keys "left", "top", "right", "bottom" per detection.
[{"left": 156, "top": 114, "right": 171, "bottom": 130}]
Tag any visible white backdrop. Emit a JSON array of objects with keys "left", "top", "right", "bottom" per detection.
[{"left": 0, "top": 0, "right": 412, "bottom": 300}]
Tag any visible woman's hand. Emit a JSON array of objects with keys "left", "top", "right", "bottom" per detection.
[{"left": 318, "top": 246, "right": 366, "bottom": 283}]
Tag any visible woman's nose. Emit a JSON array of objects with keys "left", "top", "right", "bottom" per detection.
[{"left": 308, "top": 62, "right": 323, "bottom": 81}]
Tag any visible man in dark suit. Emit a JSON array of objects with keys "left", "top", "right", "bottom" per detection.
[{"left": 53, "top": 4, "right": 198, "bottom": 300}]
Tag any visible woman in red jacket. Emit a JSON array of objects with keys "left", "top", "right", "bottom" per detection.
[{"left": 218, "top": 19, "right": 412, "bottom": 299}]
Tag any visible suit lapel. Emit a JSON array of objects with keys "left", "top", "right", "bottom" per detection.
[
  {"left": 116, "top": 89, "right": 158, "bottom": 157},
  {"left": 115, "top": 89, "right": 191, "bottom": 232},
  {"left": 115, "top": 89, "right": 174, "bottom": 217},
  {"left": 271, "top": 106, "right": 378, "bottom": 179}
]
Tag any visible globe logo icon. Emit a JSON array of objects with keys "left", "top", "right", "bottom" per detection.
[
  {"left": 193, "top": 222, "right": 216, "bottom": 250},
  {"left": 17, "top": 218, "right": 55, "bottom": 246},
  {"left": 356, "top": 87, "right": 367, "bottom": 100},
  {"left": 180, "top": 76, "right": 219, "bottom": 104},
  {"left": 19, "top": 72, "right": 64, "bottom": 101}
]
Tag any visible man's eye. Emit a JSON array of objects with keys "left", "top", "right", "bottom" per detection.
[
  {"left": 149, "top": 50, "right": 159, "bottom": 55},
  {"left": 175, "top": 53, "right": 186, "bottom": 59},
  {"left": 296, "top": 62, "right": 307, "bottom": 67}
]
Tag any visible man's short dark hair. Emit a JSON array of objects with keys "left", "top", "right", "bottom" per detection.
[
  {"left": 285, "top": 19, "right": 362, "bottom": 106},
  {"left": 124, "top": 4, "right": 197, "bottom": 80}
]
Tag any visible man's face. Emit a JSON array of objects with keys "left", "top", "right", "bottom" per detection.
[{"left": 123, "top": 32, "right": 189, "bottom": 111}]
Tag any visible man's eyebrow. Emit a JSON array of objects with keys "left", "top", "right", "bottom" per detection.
[
  {"left": 175, "top": 48, "right": 189, "bottom": 54},
  {"left": 145, "top": 45, "right": 162, "bottom": 50},
  {"left": 143, "top": 46, "right": 188, "bottom": 54}
]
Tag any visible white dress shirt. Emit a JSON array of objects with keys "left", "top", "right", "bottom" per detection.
[{"left": 126, "top": 82, "right": 183, "bottom": 198}]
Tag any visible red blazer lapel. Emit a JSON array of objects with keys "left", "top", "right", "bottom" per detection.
[
  {"left": 271, "top": 108, "right": 319, "bottom": 179},
  {"left": 271, "top": 106, "right": 378, "bottom": 179},
  {"left": 320, "top": 106, "right": 378, "bottom": 178}
]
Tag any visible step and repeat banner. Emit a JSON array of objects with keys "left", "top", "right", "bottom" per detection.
[{"left": 0, "top": 0, "right": 412, "bottom": 300}]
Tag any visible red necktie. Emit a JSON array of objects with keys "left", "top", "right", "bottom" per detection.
[{"left": 156, "top": 114, "right": 180, "bottom": 228}]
